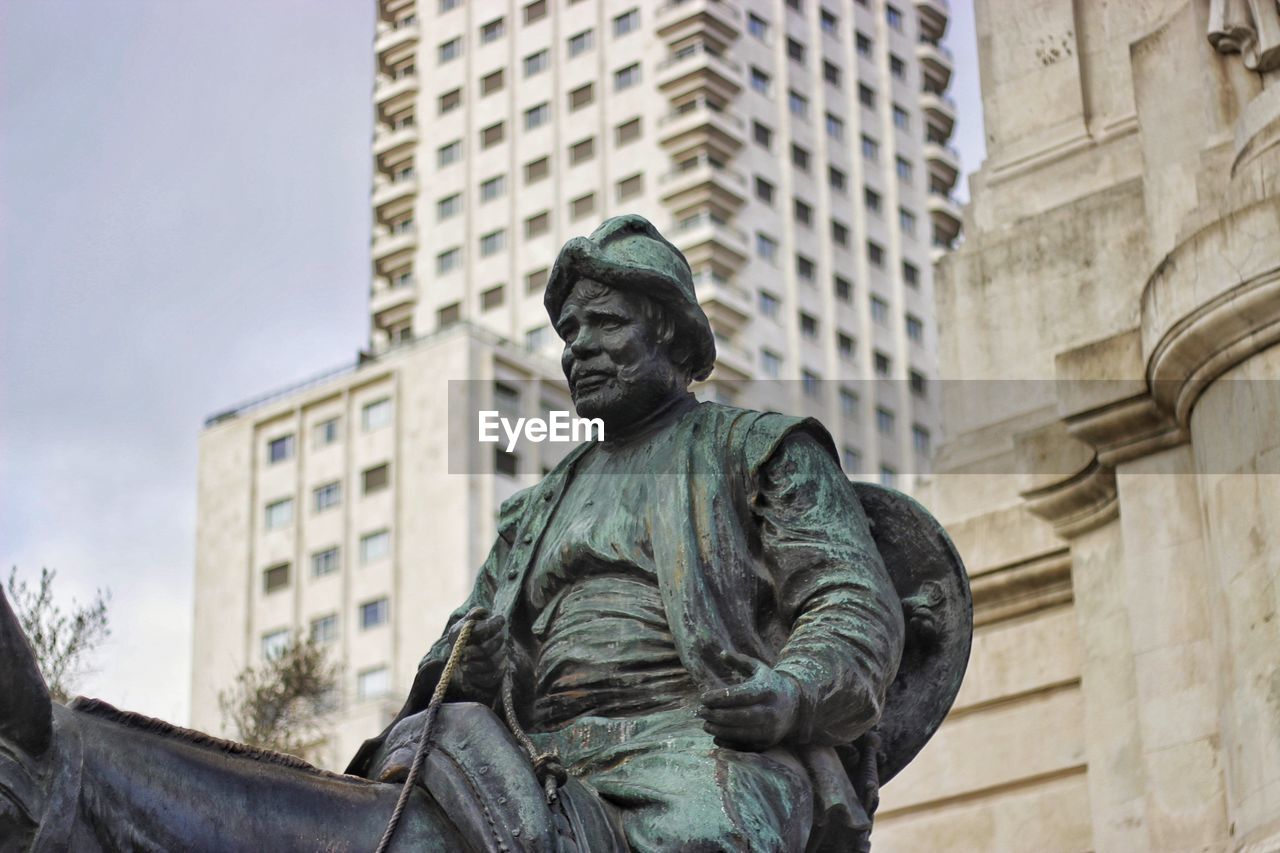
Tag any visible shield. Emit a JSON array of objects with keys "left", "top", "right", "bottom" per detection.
[{"left": 851, "top": 481, "right": 972, "bottom": 785}]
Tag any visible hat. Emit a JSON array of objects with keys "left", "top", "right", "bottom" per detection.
[{"left": 544, "top": 214, "right": 717, "bottom": 382}]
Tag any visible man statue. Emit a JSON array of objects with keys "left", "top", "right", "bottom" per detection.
[{"left": 349, "top": 215, "right": 907, "bottom": 851}]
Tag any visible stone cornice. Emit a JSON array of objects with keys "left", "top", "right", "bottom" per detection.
[
  {"left": 969, "top": 549, "right": 1073, "bottom": 627},
  {"left": 1019, "top": 458, "right": 1119, "bottom": 539}
]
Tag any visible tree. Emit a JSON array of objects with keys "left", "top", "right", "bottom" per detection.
[
  {"left": 218, "top": 632, "right": 340, "bottom": 761},
  {"left": 6, "top": 566, "right": 111, "bottom": 704}
]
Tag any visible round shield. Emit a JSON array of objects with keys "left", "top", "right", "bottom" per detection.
[{"left": 851, "top": 481, "right": 972, "bottom": 785}]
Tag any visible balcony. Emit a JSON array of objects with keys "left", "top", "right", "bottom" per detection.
[
  {"left": 371, "top": 228, "right": 418, "bottom": 264},
  {"left": 657, "top": 99, "right": 745, "bottom": 160},
  {"left": 927, "top": 192, "right": 963, "bottom": 242},
  {"left": 711, "top": 337, "right": 753, "bottom": 380},
  {"left": 659, "top": 157, "right": 747, "bottom": 213},
  {"left": 915, "top": 0, "right": 949, "bottom": 43},
  {"left": 374, "top": 20, "right": 419, "bottom": 56},
  {"left": 370, "top": 279, "right": 417, "bottom": 318},
  {"left": 372, "top": 176, "right": 418, "bottom": 209},
  {"left": 692, "top": 271, "right": 751, "bottom": 335},
  {"left": 916, "top": 40, "right": 953, "bottom": 89},
  {"left": 656, "top": 43, "right": 742, "bottom": 102},
  {"left": 655, "top": 0, "right": 740, "bottom": 43},
  {"left": 669, "top": 212, "right": 749, "bottom": 270},
  {"left": 373, "top": 124, "right": 418, "bottom": 158},
  {"left": 374, "top": 74, "right": 418, "bottom": 113},
  {"left": 923, "top": 142, "right": 960, "bottom": 191},
  {"left": 919, "top": 90, "right": 956, "bottom": 139}
]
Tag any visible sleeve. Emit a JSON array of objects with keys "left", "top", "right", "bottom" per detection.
[
  {"left": 750, "top": 428, "right": 905, "bottom": 747},
  {"left": 344, "top": 488, "right": 532, "bottom": 776}
]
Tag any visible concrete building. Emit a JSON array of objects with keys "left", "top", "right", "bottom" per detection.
[
  {"left": 193, "top": 0, "right": 959, "bottom": 771},
  {"left": 873, "top": 1, "right": 1280, "bottom": 850}
]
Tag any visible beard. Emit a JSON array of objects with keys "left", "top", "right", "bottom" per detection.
[{"left": 571, "top": 360, "right": 680, "bottom": 433}]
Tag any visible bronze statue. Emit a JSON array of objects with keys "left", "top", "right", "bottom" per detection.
[{"left": 0, "top": 215, "right": 970, "bottom": 852}]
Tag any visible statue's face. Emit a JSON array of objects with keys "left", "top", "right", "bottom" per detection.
[{"left": 556, "top": 279, "right": 684, "bottom": 430}]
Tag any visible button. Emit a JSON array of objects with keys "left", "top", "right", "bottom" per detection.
[
  {"left": 584, "top": 500, "right": 594, "bottom": 508},
  {"left": 507, "top": 570, "right": 519, "bottom": 580},
  {"left": 523, "top": 534, "right": 534, "bottom": 544}
]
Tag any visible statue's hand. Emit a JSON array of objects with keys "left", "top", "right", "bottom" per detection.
[
  {"left": 449, "top": 610, "right": 505, "bottom": 697},
  {"left": 696, "top": 654, "right": 801, "bottom": 752}
]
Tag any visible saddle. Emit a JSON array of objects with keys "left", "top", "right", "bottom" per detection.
[{"left": 369, "top": 702, "right": 627, "bottom": 853}]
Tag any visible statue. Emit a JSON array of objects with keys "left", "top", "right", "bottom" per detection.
[{"left": 0, "top": 215, "right": 970, "bottom": 852}]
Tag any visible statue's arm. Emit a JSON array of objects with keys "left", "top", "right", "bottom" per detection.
[{"left": 753, "top": 432, "right": 905, "bottom": 747}]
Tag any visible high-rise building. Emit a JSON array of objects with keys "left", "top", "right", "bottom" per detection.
[{"left": 192, "top": 0, "right": 958, "bottom": 771}]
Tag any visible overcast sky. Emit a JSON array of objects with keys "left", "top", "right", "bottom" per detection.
[{"left": 0, "top": 1, "right": 985, "bottom": 726}]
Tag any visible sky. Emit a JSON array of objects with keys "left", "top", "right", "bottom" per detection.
[{"left": 0, "top": 0, "right": 985, "bottom": 726}]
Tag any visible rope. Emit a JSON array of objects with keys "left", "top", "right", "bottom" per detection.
[
  {"left": 374, "top": 608, "right": 483, "bottom": 853},
  {"left": 501, "top": 672, "right": 567, "bottom": 805}
]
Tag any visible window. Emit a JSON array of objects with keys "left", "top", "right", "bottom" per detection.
[
  {"left": 393, "top": 163, "right": 415, "bottom": 183},
  {"left": 261, "top": 628, "right": 289, "bottom": 659},
  {"left": 569, "top": 83, "right": 594, "bottom": 110},
  {"left": 360, "top": 530, "right": 391, "bottom": 564},
  {"left": 890, "top": 54, "right": 906, "bottom": 79},
  {"left": 480, "top": 229, "right": 506, "bottom": 256},
  {"left": 440, "top": 0, "right": 460, "bottom": 11},
  {"left": 526, "top": 268, "right": 549, "bottom": 293},
  {"left": 312, "top": 547, "right": 340, "bottom": 577},
  {"left": 481, "top": 68, "right": 505, "bottom": 95},
  {"left": 524, "top": 0, "right": 547, "bottom": 24},
  {"left": 755, "top": 176, "right": 775, "bottom": 205},
  {"left": 843, "top": 447, "right": 862, "bottom": 472},
  {"left": 439, "top": 88, "right": 462, "bottom": 114},
  {"left": 614, "top": 63, "right": 640, "bottom": 90},
  {"left": 794, "top": 198, "right": 813, "bottom": 226},
  {"left": 437, "top": 193, "right": 462, "bottom": 220},
  {"left": 313, "top": 481, "right": 341, "bottom": 512},
  {"left": 479, "top": 16, "right": 504, "bottom": 41},
  {"left": 360, "top": 598, "right": 390, "bottom": 629},
  {"left": 267, "top": 434, "right": 294, "bottom": 464},
  {"left": 903, "top": 261, "right": 920, "bottom": 288},
  {"left": 525, "top": 211, "right": 550, "bottom": 237},
  {"left": 438, "top": 139, "right": 462, "bottom": 167},
  {"left": 868, "top": 241, "right": 886, "bottom": 267},
  {"left": 758, "top": 290, "right": 780, "bottom": 318},
  {"left": 388, "top": 212, "right": 413, "bottom": 235},
  {"left": 525, "top": 325, "right": 548, "bottom": 349},
  {"left": 761, "top": 349, "right": 782, "bottom": 378},
  {"left": 390, "top": 110, "right": 415, "bottom": 131},
  {"left": 362, "top": 463, "right": 390, "bottom": 494},
  {"left": 803, "top": 370, "right": 822, "bottom": 397},
  {"left": 829, "top": 166, "right": 847, "bottom": 193},
  {"left": 494, "top": 446, "right": 520, "bottom": 478},
  {"left": 913, "top": 424, "right": 931, "bottom": 455},
  {"left": 874, "top": 350, "right": 892, "bottom": 376},
  {"left": 910, "top": 369, "right": 928, "bottom": 398},
  {"left": 438, "top": 37, "right": 462, "bottom": 64},
  {"left": 314, "top": 418, "right": 340, "bottom": 446},
  {"left": 823, "top": 61, "right": 841, "bottom": 86},
  {"left": 840, "top": 387, "right": 859, "bottom": 417},
  {"left": 800, "top": 312, "right": 818, "bottom": 338},
  {"left": 838, "top": 333, "right": 855, "bottom": 359},
  {"left": 390, "top": 60, "right": 415, "bottom": 80},
  {"left": 825, "top": 112, "right": 844, "bottom": 140},
  {"left": 524, "top": 49, "right": 549, "bottom": 76},
  {"left": 880, "top": 466, "right": 897, "bottom": 488},
  {"left": 896, "top": 156, "right": 913, "bottom": 183},
  {"left": 835, "top": 275, "right": 852, "bottom": 302},
  {"left": 870, "top": 295, "right": 889, "bottom": 324},
  {"left": 263, "top": 563, "right": 290, "bottom": 593},
  {"left": 480, "top": 174, "right": 506, "bottom": 201},
  {"left": 265, "top": 498, "right": 293, "bottom": 531},
  {"left": 789, "top": 90, "right": 808, "bottom": 118},
  {"left": 436, "top": 247, "right": 461, "bottom": 274},
  {"left": 481, "top": 285, "right": 505, "bottom": 310},
  {"left": 568, "top": 29, "right": 594, "bottom": 57},
  {"left": 787, "top": 37, "right": 805, "bottom": 64},
  {"left": 616, "top": 173, "right": 643, "bottom": 202},
  {"left": 519, "top": 102, "right": 549, "bottom": 132},
  {"left": 753, "top": 120, "right": 773, "bottom": 150},
  {"left": 856, "top": 31, "right": 873, "bottom": 57},
  {"left": 615, "top": 117, "right": 642, "bottom": 145},
  {"left": 357, "top": 666, "right": 390, "bottom": 700},
  {"left": 481, "top": 121, "right": 505, "bottom": 148},
  {"left": 832, "top": 219, "right": 850, "bottom": 247},
  {"left": 821, "top": 8, "right": 838, "bottom": 34},
  {"left": 570, "top": 137, "right": 595, "bottom": 164},
  {"left": 886, "top": 4, "right": 903, "bottom": 30},
  {"left": 893, "top": 105, "right": 910, "bottom": 130},
  {"left": 756, "top": 232, "right": 778, "bottom": 262},
  {"left": 859, "top": 84, "right": 876, "bottom": 109},
  {"left": 906, "top": 313, "right": 926, "bottom": 340},
  {"left": 865, "top": 187, "right": 882, "bottom": 213},
  {"left": 861, "top": 135, "right": 880, "bottom": 161},
  {"left": 614, "top": 8, "right": 639, "bottom": 36},
  {"left": 791, "top": 144, "right": 810, "bottom": 171},
  {"left": 796, "top": 255, "right": 816, "bottom": 282},
  {"left": 390, "top": 268, "right": 414, "bottom": 289},
  {"left": 362, "top": 398, "right": 392, "bottom": 431},
  {"left": 310, "top": 614, "right": 338, "bottom": 645},
  {"left": 750, "top": 66, "right": 771, "bottom": 94},
  {"left": 899, "top": 207, "right": 917, "bottom": 236},
  {"left": 570, "top": 192, "right": 596, "bottom": 219},
  {"left": 877, "top": 407, "right": 896, "bottom": 435},
  {"left": 525, "top": 156, "right": 549, "bottom": 183},
  {"left": 747, "top": 12, "right": 769, "bottom": 41}
]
